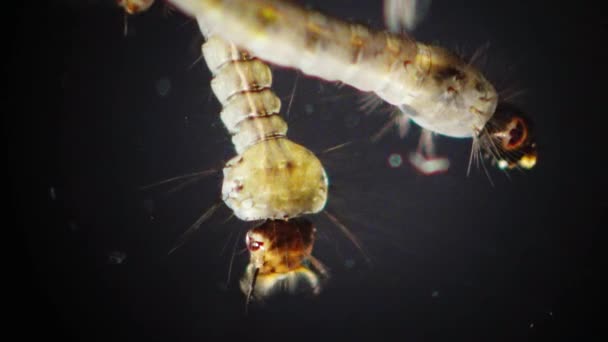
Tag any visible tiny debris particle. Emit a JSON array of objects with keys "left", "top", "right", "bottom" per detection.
[
  {"left": 305, "top": 104, "right": 315, "bottom": 114},
  {"left": 107, "top": 251, "right": 127, "bottom": 264},
  {"left": 49, "top": 187, "right": 56, "bottom": 201},
  {"left": 431, "top": 290, "right": 439, "bottom": 297},
  {"left": 388, "top": 153, "right": 403, "bottom": 168},
  {"left": 155, "top": 77, "right": 171, "bottom": 97}
]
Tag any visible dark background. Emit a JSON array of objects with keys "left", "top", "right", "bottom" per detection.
[{"left": 10, "top": 0, "right": 605, "bottom": 340}]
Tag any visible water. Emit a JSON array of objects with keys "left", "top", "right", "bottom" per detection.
[{"left": 15, "top": 0, "right": 605, "bottom": 340}]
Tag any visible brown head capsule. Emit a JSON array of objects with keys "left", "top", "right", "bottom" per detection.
[
  {"left": 240, "top": 218, "right": 326, "bottom": 301},
  {"left": 479, "top": 103, "right": 537, "bottom": 170}
]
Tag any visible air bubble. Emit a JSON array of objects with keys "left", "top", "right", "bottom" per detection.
[
  {"left": 305, "top": 104, "right": 315, "bottom": 114},
  {"left": 107, "top": 251, "right": 127, "bottom": 264},
  {"left": 388, "top": 153, "right": 403, "bottom": 168}
]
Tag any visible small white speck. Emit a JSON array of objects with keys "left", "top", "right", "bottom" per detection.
[
  {"left": 498, "top": 159, "right": 509, "bottom": 170},
  {"left": 529, "top": 323, "right": 534, "bottom": 328},
  {"left": 49, "top": 187, "right": 56, "bottom": 201},
  {"left": 155, "top": 78, "right": 171, "bottom": 97}
]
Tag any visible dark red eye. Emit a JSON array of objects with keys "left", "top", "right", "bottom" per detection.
[
  {"left": 248, "top": 240, "right": 263, "bottom": 251},
  {"left": 502, "top": 117, "right": 528, "bottom": 150}
]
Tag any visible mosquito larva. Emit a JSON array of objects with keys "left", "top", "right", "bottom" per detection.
[
  {"left": 118, "top": 0, "right": 331, "bottom": 302},
  {"left": 169, "top": 0, "right": 537, "bottom": 174},
  {"left": 203, "top": 35, "right": 329, "bottom": 221},
  {"left": 198, "top": 23, "right": 332, "bottom": 300}
]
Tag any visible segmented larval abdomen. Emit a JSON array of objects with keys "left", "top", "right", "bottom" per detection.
[
  {"left": 203, "top": 36, "right": 287, "bottom": 154},
  {"left": 402, "top": 44, "right": 498, "bottom": 138},
  {"left": 202, "top": 36, "right": 328, "bottom": 221}
]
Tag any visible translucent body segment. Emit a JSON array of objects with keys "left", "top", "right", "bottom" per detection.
[
  {"left": 203, "top": 36, "right": 287, "bottom": 153},
  {"left": 220, "top": 89, "right": 281, "bottom": 133},
  {"left": 202, "top": 34, "right": 253, "bottom": 74},
  {"left": 210, "top": 59, "right": 273, "bottom": 105},
  {"left": 230, "top": 114, "right": 288, "bottom": 154},
  {"left": 404, "top": 44, "right": 497, "bottom": 137}
]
